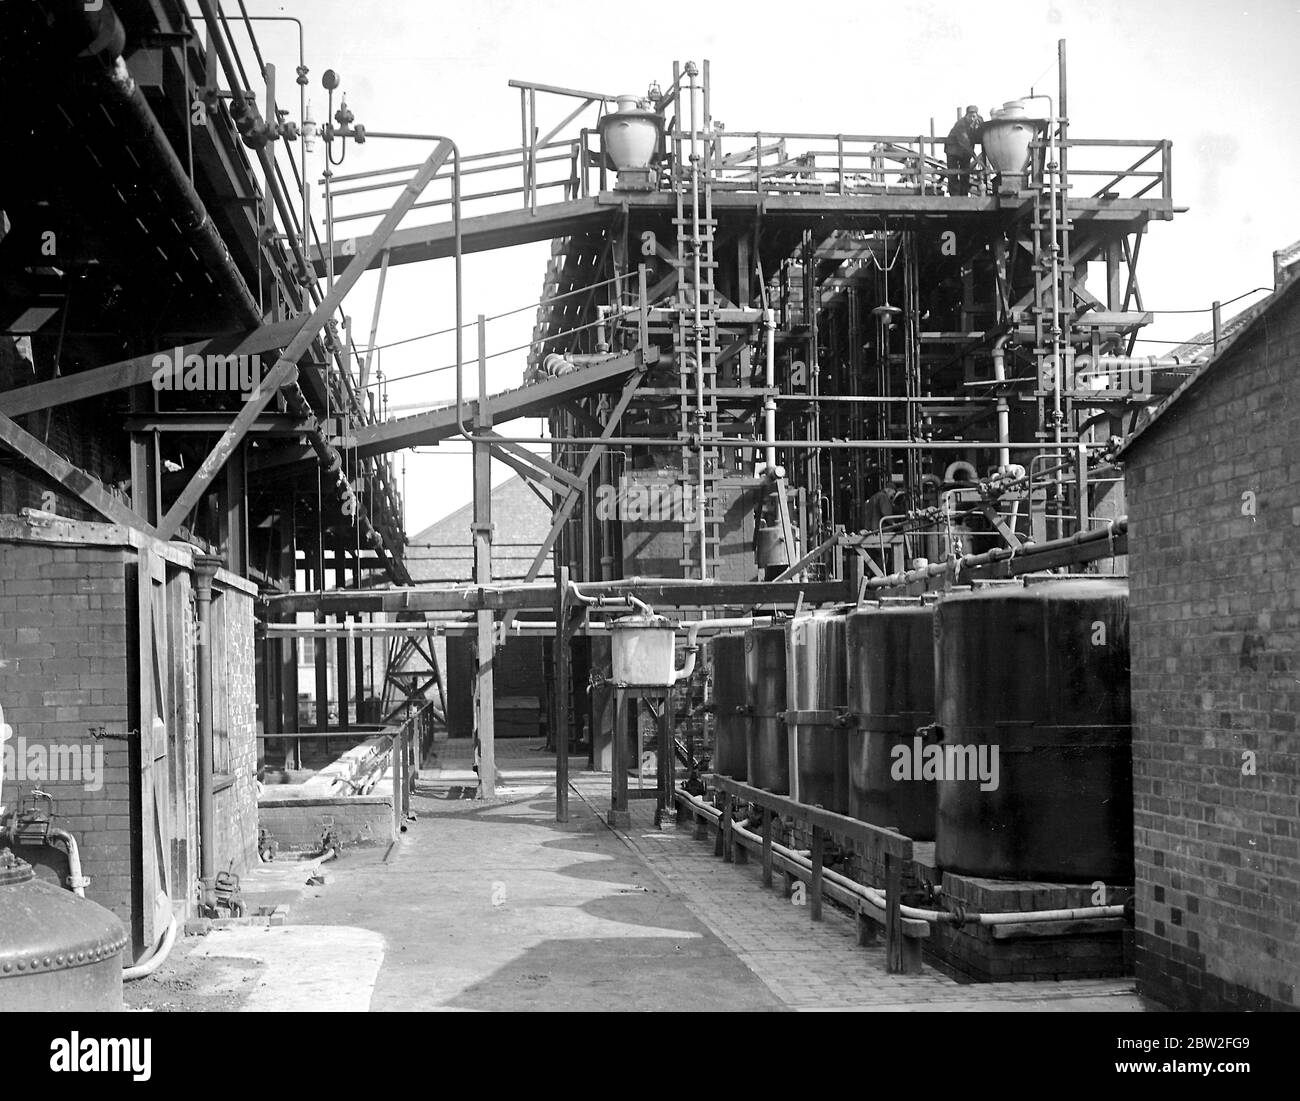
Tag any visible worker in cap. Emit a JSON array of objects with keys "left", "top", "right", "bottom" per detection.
[{"left": 944, "top": 105, "right": 984, "bottom": 196}]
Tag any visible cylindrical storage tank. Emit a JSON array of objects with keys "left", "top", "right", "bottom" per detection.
[
  {"left": 789, "top": 614, "right": 849, "bottom": 813},
  {"left": 846, "top": 600, "right": 937, "bottom": 839},
  {"left": 934, "top": 578, "right": 1133, "bottom": 881},
  {"left": 744, "top": 625, "right": 788, "bottom": 793},
  {"left": 609, "top": 614, "right": 677, "bottom": 687},
  {"left": 706, "top": 634, "right": 748, "bottom": 780},
  {"left": 0, "top": 852, "right": 128, "bottom": 1011}
]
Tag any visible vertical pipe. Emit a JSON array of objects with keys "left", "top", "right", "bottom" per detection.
[
  {"left": 555, "top": 566, "right": 570, "bottom": 823},
  {"left": 1212, "top": 300, "right": 1222, "bottom": 354},
  {"left": 991, "top": 334, "right": 1012, "bottom": 469},
  {"left": 193, "top": 555, "right": 222, "bottom": 915},
  {"left": 763, "top": 308, "right": 777, "bottom": 473}
]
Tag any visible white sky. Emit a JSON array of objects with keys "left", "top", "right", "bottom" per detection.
[{"left": 232, "top": 0, "right": 1300, "bottom": 535}]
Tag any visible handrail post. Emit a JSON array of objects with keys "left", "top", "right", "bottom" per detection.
[
  {"left": 837, "top": 134, "right": 844, "bottom": 195},
  {"left": 529, "top": 88, "right": 538, "bottom": 214},
  {"left": 885, "top": 850, "right": 904, "bottom": 973},
  {"left": 761, "top": 807, "right": 774, "bottom": 886}
]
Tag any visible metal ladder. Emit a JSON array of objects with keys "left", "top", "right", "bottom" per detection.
[
  {"left": 1029, "top": 122, "right": 1077, "bottom": 542},
  {"left": 671, "top": 75, "right": 721, "bottom": 580}
]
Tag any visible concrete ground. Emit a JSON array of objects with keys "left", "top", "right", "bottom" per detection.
[{"left": 135, "top": 735, "right": 1157, "bottom": 1012}]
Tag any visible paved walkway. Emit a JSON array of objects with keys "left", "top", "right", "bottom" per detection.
[
  {"left": 569, "top": 775, "right": 1151, "bottom": 1012},
  {"left": 153, "top": 737, "right": 1154, "bottom": 1011}
]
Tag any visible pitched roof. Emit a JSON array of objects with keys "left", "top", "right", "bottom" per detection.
[
  {"left": 1114, "top": 270, "right": 1300, "bottom": 460},
  {"left": 403, "top": 474, "right": 554, "bottom": 584}
]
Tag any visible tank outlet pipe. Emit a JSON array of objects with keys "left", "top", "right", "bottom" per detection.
[
  {"left": 47, "top": 827, "right": 89, "bottom": 897},
  {"left": 122, "top": 913, "right": 178, "bottom": 981},
  {"left": 763, "top": 308, "right": 779, "bottom": 476}
]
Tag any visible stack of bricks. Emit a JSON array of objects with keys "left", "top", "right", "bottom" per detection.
[
  {"left": 0, "top": 542, "right": 135, "bottom": 925},
  {"left": 1123, "top": 278, "right": 1300, "bottom": 1011}
]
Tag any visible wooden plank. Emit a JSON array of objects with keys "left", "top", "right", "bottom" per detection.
[
  {"left": 761, "top": 808, "right": 773, "bottom": 887},
  {"left": 989, "top": 917, "right": 1126, "bottom": 940}
]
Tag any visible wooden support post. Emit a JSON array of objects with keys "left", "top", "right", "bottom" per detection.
[
  {"left": 658, "top": 686, "right": 675, "bottom": 826},
  {"left": 810, "top": 824, "right": 825, "bottom": 921},
  {"left": 609, "top": 688, "right": 630, "bottom": 827},
  {"left": 714, "top": 790, "right": 728, "bottom": 857},
  {"left": 722, "top": 792, "right": 735, "bottom": 863},
  {"left": 885, "top": 851, "right": 904, "bottom": 974},
  {"left": 761, "top": 808, "right": 774, "bottom": 887}
]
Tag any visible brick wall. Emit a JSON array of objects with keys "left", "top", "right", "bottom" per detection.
[
  {"left": 1124, "top": 286, "right": 1300, "bottom": 1011},
  {"left": 0, "top": 337, "right": 130, "bottom": 524},
  {"left": 0, "top": 529, "right": 260, "bottom": 939},
  {"left": 0, "top": 541, "right": 136, "bottom": 923}
]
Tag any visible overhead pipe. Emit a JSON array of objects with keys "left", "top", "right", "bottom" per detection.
[
  {"left": 96, "top": 56, "right": 263, "bottom": 326},
  {"left": 864, "top": 515, "right": 1127, "bottom": 592},
  {"left": 92, "top": 43, "right": 404, "bottom": 579},
  {"left": 183, "top": 5, "right": 407, "bottom": 581}
]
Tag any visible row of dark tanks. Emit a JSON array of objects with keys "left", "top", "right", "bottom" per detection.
[{"left": 704, "top": 576, "right": 1133, "bottom": 884}]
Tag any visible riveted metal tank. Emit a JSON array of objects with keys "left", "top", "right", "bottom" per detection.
[
  {"left": 980, "top": 100, "right": 1047, "bottom": 184},
  {"left": 0, "top": 850, "right": 128, "bottom": 1011},
  {"left": 598, "top": 96, "right": 663, "bottom": 171},
  {"left": 788, "top": 614, "right": 849, "bottom": 812},
  {"left": 846, "top": 599, "right": 937, "bottom": 839},
  {"left": 934, "top": 578, "right": 1133, "bottom": 882},
  {"left": 707, "top": 634, "right": 748, "bottom": 780},
  {"left": 744, "top": 625, "right": 788, "bottom": 793}
]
